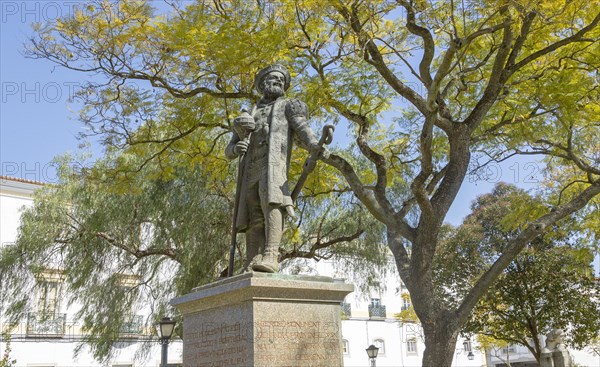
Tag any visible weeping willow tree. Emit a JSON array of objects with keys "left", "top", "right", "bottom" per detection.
[{"left": 1, "top": 1, "right": 599, "bottom": 365}]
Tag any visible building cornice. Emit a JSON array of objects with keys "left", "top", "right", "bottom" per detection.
[{"left": 0, "top": 175, "right": 45, "bottom": 197}]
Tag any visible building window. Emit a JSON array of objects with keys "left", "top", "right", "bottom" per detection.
[
  {"left": 116, "top": 274, "right": 143, "bottom": 336},
  {"left": 463, "top": 339, "right": 473, "bottom": 352},
  {"left": 28, "top": 271, "right": 66, "bottom": 336},
  {"left": 374, "top": 338, "right": 385, "bottom": 355},
  {"left": 342, "top": 339, "right": 349, "bottom": 355},
  {"left": 341, "top": 301, "right": 351, "bottom": 318},
  {"left": 120, "top": 314, "right": 144, "bottom": 336},
  {"left": 37, "top": 279, "right": 61, "bottom": 315},
  {"left": 368, "top": 298, "right": 386, "bottom": 318},
  {"left": 401, "top": 295, "right": 411, "bottom": 311},
  {"left": 407, "top": 338, "right": 418, "bottom": 354},
  {"left": 501, "top": 344, "right": 517, "bottom": 354}
]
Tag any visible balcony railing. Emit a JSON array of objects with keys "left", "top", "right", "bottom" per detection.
[
  {"left": 368, "top": 304, "right": 387, "bottom": 319},
  {"left": 26, "top": 312, "right": 66, "bottom": 337},
  {"left": 341, "top": 302, "right": 352, "bottom": 318},
  {"left": 120, "top": 315, "right": 144, "bottom": 336}
]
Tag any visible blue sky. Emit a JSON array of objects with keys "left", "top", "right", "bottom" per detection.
[
  {"left": 0, "top": 1, "right": 575, "bottom": 229},
  {"left": 1, "top": 1, "right": 91, "bottom": 184}
]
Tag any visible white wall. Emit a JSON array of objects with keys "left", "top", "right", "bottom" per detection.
[
  {"left": 0, "top": 181, "right": 36, "bottom": 246},
  {"left": 8, "top": 340, "right": 183, "bottom": 367}
]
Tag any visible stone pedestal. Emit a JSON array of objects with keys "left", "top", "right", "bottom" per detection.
[
  {"left": 540, "top": 329, "right": 573, "bottom": 367},
  {"left": 170, "top": 272, "right": 354, "bottom": 367}
]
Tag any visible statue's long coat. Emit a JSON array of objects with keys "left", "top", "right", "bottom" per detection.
[{"left": 225, "top": 97, "right": 318, "bottom": 232}]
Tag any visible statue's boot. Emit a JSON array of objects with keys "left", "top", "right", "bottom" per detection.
[
  {"left": 252, "top": 244, "right": 279, "bottom": 273},
  {"left": 245, "top": 254, "right": 262, "bottom": 273}
]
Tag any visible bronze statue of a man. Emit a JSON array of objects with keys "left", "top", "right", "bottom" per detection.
[{"left": 225, "top": 64, "right": 324, "bottom": 273}]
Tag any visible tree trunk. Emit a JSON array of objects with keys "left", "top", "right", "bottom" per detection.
[
  {"left": 388, "top": 229, "right": 461, "bottom": 367},
  {"left": 421, "top": 317, "right": 460, "bottom": 367}
]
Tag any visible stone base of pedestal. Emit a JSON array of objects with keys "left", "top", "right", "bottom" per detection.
[
  {"left": 552, "top": 349, "right": 572, "bottom": 367},
  {"left": 170, "top": 272, "right": 354, "bottom": 367}
]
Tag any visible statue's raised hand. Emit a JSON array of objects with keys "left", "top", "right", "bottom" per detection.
[{"left": 233, "top": 140, "right": 249, "bottom": 156}]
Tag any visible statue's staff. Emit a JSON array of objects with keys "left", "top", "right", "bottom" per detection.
[
  {"left": 291, "top": 124, "right": 335, "bottom": 201},
  {"left": 227, "top": 110, "right": 255, "bottom": 277}
]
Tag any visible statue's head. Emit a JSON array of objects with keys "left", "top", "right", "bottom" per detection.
[{"left": 254, "top": 64, "right": 291, "bottom": 98}]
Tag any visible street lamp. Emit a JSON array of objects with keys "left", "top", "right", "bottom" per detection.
[
  {"left": 366, "top": 344, "right": 379, "bottom": 367},
  {"left": 158, "top": 317, "right": 176, "bottom": 367},
  {"left": 467, "top": 351, "right": 475, "bottom": 360}
]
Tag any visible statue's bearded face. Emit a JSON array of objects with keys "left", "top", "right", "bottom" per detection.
[{"left": 261, "top": 71, "right": 286, "bottom": 98}]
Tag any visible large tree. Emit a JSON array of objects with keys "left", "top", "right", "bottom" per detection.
[
  {"left": 6, "top": 0, "right": 600, "bottom": 365},
  {"left": 435, "top": 183, "right": 600, "bottom": 363}
]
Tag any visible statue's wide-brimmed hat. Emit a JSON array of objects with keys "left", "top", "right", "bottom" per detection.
[{"left": 254, "top": 64, "right": 291, "bottom": 93}]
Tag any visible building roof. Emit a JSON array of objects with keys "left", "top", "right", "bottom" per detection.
[
  {"left": 0, "top": 175, "right": 45, "bottom": 197},
  {"left": 0, "top": 175, "right": 47, "bottom": 186}
]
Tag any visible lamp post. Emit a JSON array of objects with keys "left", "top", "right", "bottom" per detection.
[
  {"left": 467, "top": 351, "right": 475, "bottom": 360},
  {"left": 366, "top": 344, "right": 379, "bottom": 367},
  {"left": 158, "top": 317, "right": 176, "bottom": 367}
]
